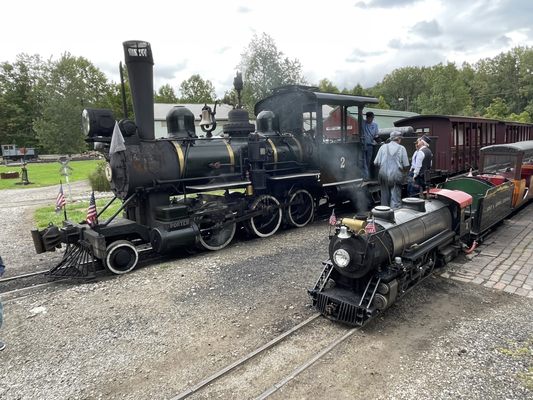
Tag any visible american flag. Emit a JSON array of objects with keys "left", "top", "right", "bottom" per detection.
[
  {"left": 86, "top": 191, "right": 98, "bottom": 226},
  {"left": 365, "top": 218, "right": 376, "bottom": 234},
  {"left": 329, "top": 209, "right": 337, "bottom": 226},
  {"left": 55, "top": 183, "right": 66, "bottom": 213}
]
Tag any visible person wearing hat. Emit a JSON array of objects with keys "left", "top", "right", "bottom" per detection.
[
  {"left": 362, "top": 111, "right": 379, "bottom": 180},
  {"left": 373, "top": 130, "right": 410, "bottom": 209},
  {"left": 408, "top": 135, "right": 433, "bottom": 196}
]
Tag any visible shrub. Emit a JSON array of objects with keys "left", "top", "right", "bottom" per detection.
[{"left": 88, "top": 161, "right": 111, "bottom": 192}]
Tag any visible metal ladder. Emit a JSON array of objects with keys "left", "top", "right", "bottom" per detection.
[
  {"left": 358, "top": 275, "right": 381, "bottom": 309},
  {"left": 312, "top": 261, "right": 334, "bottom": 293}
]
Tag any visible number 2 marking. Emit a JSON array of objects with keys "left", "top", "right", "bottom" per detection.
[{"left": 340, "top": 156, "right": 346, "bottom": 169}]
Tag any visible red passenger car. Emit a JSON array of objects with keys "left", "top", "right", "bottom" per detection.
[{"left": 394, "top": 115, "right": 533, "bottom": 179}]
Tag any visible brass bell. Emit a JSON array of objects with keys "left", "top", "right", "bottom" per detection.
[{"left": 199, "top": 108, "right": 213, "bottom": 129}]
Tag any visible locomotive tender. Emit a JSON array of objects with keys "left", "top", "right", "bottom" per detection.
[
  {"left": 310, "top": 140, "right": 533, "bottom": 326},
  {"left": 32, "top": 40, "right": 381, "bottom": 278}
]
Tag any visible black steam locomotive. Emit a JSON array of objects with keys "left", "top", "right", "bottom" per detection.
[
  {"left": 32, "top": 40, "right": 381, "bottom": 278},
  {"left": 309, "top": 139, "right": 533, "bottom": 326}
]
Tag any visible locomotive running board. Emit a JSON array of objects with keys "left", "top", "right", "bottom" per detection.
[{"left": 46, "top": 240, "right": 97, "bottom": 280}]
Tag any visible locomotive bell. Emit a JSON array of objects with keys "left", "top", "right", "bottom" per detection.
[{"left": 199, "top": 108, "right": 214, "bottom": 128}]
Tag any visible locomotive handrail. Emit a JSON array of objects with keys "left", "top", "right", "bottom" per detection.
[
  {"left": 401, "top": 230, "right": 456, "bottom": 260},
  {"left": 322, "top": 178, "right": 363, "bottom": 187},
  {"left": 185, "top": 181, "right": 251, "bottom": 191},
  {"left": 99, "top": 193, "right": 137, "bottom": 227},
  {"left": 96, "top": 195, "right": 118, "bottom": 218},
  {"left": 267, "top": 172, "right": 320, "bottom": 181},
  {"left": 155, "top": 172, "right": 244, "bottom": 185}
]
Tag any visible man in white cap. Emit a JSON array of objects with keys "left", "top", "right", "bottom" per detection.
[{"left": 373, "top": 130, "right": 410, "bottom": 209}]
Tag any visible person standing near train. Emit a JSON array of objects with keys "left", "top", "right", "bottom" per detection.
[
  {"left": 362, "top": 111, "right": 379, "bottom": 180},
  {"left": 0, "top": 255, "right": 5, "bottom": 351},
  {"left": 373, "top": 130, "right": 410, "bottom": 209},
  {"left": 408, "top": 136, "right": 433, "bottom": 196}
]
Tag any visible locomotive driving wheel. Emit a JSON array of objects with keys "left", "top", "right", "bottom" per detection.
[
  {"left": 245, "top": 194, "right": 283, "bottom": 238},
  {"left": 196, "top": 211, "right": 236, "bottom": 251},
  {"left": 287, "top": 189, "right": 314, "bottom": 228}
]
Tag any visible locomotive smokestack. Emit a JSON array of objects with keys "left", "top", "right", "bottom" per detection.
[{"left": 123, "top": 40, "right": 155, "bottom": 140}]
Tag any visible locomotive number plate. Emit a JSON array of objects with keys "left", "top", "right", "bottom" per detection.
[
  {"left": 168, "top": 218, "right": 190, "bottom": 230},
  {"left": 105, "top": 163, "right": 113, "bottom": 182}
]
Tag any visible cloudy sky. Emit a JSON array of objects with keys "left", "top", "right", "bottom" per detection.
[{"left": 2, "top": 0, "right": 532, "bottom": 97}]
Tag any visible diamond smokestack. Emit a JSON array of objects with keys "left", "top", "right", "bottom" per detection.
[{"left": 123, "top": 40, "right": 155, "bottom": 140}]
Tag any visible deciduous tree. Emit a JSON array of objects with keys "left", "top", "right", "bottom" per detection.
[
  {"left": 155, "top": 83, "right": 178, "bottom": 103},
  {"left": 240, "top": 33, "right": 306, "bottom": 110},
  {"left": 179, "top": 74, "right": 216, "bottom": 103},
  {"left": 34, "top": 53, "right": 110, "bottom": 154},
  {"left": 318, "top": 78, "right": 339, "bottom": 93}
]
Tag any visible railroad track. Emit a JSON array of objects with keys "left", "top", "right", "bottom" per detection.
[{"left": 170, "top": 314, "right": 359, "bottom": 399}]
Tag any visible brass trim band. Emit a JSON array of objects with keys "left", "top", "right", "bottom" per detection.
[
  {"left": 267, "top": 139, "right": 278, "bottom": 164},
  {"left": 171, "top": 141, "right": 185, "bottom": 178},
  {"left": 223, "top": 140, "right": 235, "bottom": 172}
]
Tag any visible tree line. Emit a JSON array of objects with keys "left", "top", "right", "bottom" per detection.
[{"left": 1, "top": 33, "right": 531, "bottom": 154}]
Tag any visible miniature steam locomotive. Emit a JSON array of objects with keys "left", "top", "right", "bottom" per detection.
[
  {"left": 309, "top": 140, "right": 533, "bottom": 326},
  {"left": 32, "top": 40, "right": 382, "bottom": 278}
]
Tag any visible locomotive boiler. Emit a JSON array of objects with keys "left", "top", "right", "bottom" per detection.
[{"left": 32, "top": 40, "right": 380, "bottom": 278}]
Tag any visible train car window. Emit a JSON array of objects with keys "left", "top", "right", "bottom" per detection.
[
  {"left": 303, "top": 111, "right": 316, "bottom": 131},
  {"left": 322, "top": 104, "right": 356, "bottom": 143},
  {"left": 483, "top": 154, "right": 515, "bottom": 173}
]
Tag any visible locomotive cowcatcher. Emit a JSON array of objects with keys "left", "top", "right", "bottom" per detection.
[
  {"left": 32, "top": 40, "right": 381, "bottom": 278},
  {"left": 309, "top": 140, "right": 533, "bottom": 326}
]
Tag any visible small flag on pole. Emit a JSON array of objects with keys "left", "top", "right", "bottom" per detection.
[
  {"left": 365, "top": 217, "right": 376, "bottom": 234},
  {"left": 329, "top": 209, "right": 337, "bottom": 226},
  {"left": 109, "top": 121, "right": 126, "bottom": 155},
  {"left": 55, "top": 183, "right": 67, "bottom": 213},
  {"left": 86, "top": 191, "right": 98, "bottom": 226}
]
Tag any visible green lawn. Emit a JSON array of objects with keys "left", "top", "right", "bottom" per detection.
[
  {"left": 34, "top": 197, "right": 122, "bottom": 229},
  {"left": 0, "top": 160, "right": 101, "bottom": 190}
]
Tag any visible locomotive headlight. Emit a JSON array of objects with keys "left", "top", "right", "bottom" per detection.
[
  {"left": 81, "top": 108, "right": 115, "bottom": 137},
  {"left": 333, "top": 248, "right": 350, "bottom": 268},
  {"left": 82, "top": 109, "right": 91, "bottom": 136}
]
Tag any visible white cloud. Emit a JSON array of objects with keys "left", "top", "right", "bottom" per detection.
[{"left": 1, "top": 0, "right": 532, "bottom": 96}]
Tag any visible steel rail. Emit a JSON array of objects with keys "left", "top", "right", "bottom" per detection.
[
  {"left": 170, "top": 313, "right": 321, "bottom": 400},
  {"left": 255, "top": 326, "right": 359, "bottom": 399},
  {"left": 0, "top": 270, "right": 47, "bottom": 283}
]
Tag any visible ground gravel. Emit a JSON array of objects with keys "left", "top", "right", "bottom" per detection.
[{"left": 0, "top": 182, "right": 532, "bottom": 399}]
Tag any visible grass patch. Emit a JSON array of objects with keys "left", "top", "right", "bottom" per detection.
[
  {"left": 34, "top": 197, "right": 122, "bottom": 229},
  {"left": 518, "top": 367, "right": 533, "bottom": 390},
  {"left": 0, "top": 160, "right": 101, "bottom": 190},
  {"left": 498, "top": 338, "right": 533, "bottom": 390}
]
